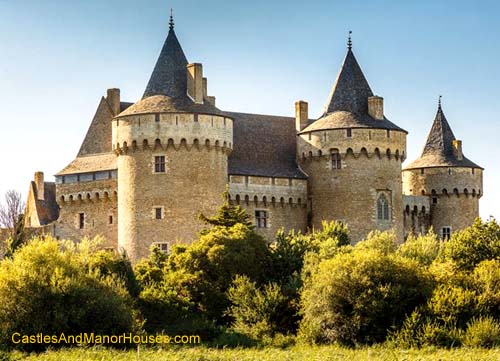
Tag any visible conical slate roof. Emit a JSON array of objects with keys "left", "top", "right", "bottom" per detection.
[
  {"left": 143, "top": 21, "right": 188, "bottom": 99},
  {"left": 405, "top": 102, "right": 482, "bottom": 169},
  {"left": 301, "top": 44, "right": 405, "bottom": 134},
  {"left": 324, "top": 48, "right": 373, "bottom": 115}
]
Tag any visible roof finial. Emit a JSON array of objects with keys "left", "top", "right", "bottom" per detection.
[
  {"left": 347, "top": 31, "right": 352, "bottom": 50},
  {"left": 169, "top": 8, "right": 174, "bottom": 30},
  {"left": 438, "top": 95, "right": 442, "bottom": 109}
]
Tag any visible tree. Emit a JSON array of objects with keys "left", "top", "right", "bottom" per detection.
[
  {"left": 0, "top": 190, "right": 25, "bottom": 238},
  {"left": 198, "top": 188, "right": 253, "bottom": 229}
]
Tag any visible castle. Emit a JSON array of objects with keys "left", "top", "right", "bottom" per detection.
[{"left": 23, "top": 16, "right": 484, "bottom": 262}]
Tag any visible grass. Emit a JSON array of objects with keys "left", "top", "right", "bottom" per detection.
[{"left": 7, "top": 345, "right": 500, "bottom": 361}]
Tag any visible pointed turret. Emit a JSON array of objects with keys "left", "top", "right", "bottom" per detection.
[
  {"left": 323, "top": 43, "right": 373, "bottom": 115},
  {"left": 143, "top": 10, "right": 189, "bottom": 99},
  {"left": 301, "top": 33, "right": 405, "bottom": 133},
  {"left": 405, "top": 98, "right": 482, "bottom": 169}
]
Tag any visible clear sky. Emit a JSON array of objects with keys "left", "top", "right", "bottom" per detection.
[{"left": 0, "top": 0, "right": 498, "bottom": 219}]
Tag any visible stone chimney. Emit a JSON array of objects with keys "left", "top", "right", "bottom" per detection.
[
  {"left": 187, "top": 63, "right": 203, "bottom": 104},
  {"left": 295, "top": 100, "right": 309, "bottom": 132},
  {"left": 368, "top": 96, "right": 384, "bottom": 120},
  {"left": 202, "top": 77, "right": 208, "bottom": 98},
  {"left": 34, "top": 172, "right": 44, "bottom": 201},
  {"left": 453, "top": 140, "right": 463, "bottom": 160},
  {"left": 106, "top": 88, "right": 121, "bottom": 116}
]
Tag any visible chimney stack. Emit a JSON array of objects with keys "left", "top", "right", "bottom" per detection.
[
  {"left": 368, "top": 96, "right": 384, "bottom": 120},
  {"left": 106, "top": 88, "right": 121, "bottom": 116},
  {"left": 295, "top": 100, "right": 309, "bottom": 132},
  {"left": 34, "top": 172, "right": 44, "bottom": 201},
  {"left": 187, "top": 63, "right": 204, "bottom": 104},
  {"left": 453, "top": 140, "right": 463, "bottom": 160}
]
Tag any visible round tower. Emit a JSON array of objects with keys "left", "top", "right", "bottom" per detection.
[
  {"left": 402, "top": 99, "right": 483, "bottom": 239},
  {"left": 297, "top": 38, "right": 407, "bottom": 243},
  {"left": 113, "top": 17, "right": 233, "bottom": 261}
]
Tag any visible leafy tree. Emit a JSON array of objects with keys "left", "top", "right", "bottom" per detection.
[
  {"left": 4, "top": 214, "right": 27, "bottom": 258},
  {"left": 442, "top": 218, "right": 500, "bottom": 271},
  {"left": 397, "top": 229, "right": 441, "bottom": 266},
  {"left": 198, "top": 188, "right": 252, "bottom": 229},
  {"left": 299, "top": 233, "right": 432, "bottom": 345},
  {"left": 0, "top": 237, "right": 137, "bottom": 351}
]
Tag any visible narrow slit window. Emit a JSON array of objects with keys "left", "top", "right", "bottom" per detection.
[
  {"left": 331, "top": 149, "right": 341, "bottom": 170},
  {"left": 78, "top": 213, "right": 85, "bottom": 229}
]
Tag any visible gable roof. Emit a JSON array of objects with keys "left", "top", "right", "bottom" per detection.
[
  {"left": 78, "top": 97, "right": 114, "bottom": 156},
  {"left": 29, "top": 182, "right": 59, "bottom": 226},
  {"left": 405, "top": 104, "right": 482, "bottom": 169},
  {"left": 225, "top": 111, "right": 307, "bottom": 179}
]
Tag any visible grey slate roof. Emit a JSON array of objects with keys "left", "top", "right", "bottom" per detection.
[
  {"left": 117, "top": 94, "right": 221, "bottom": 117},
  {"left": 32, "top": 182, "right": 59, "bottom": 225},
  {"left": 143, "top": 26, "right": 188, "bottom": 99},
  {"left": 301, "top": 48, "right": 406, "bottom": 134},
  {"left": 405, "top": 104, "right": 482, "bottom": 169},
  {"left": 56, "top": 153, "right": 117, "bottom": 175},
  {"left": 225, "top": 111, "right": 307, "bottom": 179}
]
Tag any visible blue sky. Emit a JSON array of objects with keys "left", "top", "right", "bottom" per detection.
[{"left": 0, "top": 0, "right": 498, "bottom": 219}]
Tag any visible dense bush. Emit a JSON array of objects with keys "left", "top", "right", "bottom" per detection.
[
  {"left": 463, "top": 316, "right": 500, "bottom": 348},
  {"left": 396, "top": 230, "right": 441, "bottom": 266},
  {"left": 0, "top": 237, "right": 137, "bottom": 351},
  {"left": 299, "top": 235, "right": 432, "bottom": 345}
]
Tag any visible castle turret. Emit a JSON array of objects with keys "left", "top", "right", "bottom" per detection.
[
  {"left": 113, "top": 14, "right": 233, "bottom": 261},
  {"left": 297, "top": 35, "right": 407, "bottom": 242},
  {"left": 402, "top": 98, "right": 483, "bottom": 239}
]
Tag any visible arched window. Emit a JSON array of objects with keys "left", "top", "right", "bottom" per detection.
[{"left": 377, "top": 194, "right": 390, "bottom": 220}]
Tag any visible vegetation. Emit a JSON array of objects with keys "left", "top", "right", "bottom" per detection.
[{"left": 1, "top": 193, "right": 500, "bottom": 355}]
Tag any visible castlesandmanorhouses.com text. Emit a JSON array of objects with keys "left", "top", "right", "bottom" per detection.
[{"left": 11, "top": 332, "right": 201, "bottom": 345}]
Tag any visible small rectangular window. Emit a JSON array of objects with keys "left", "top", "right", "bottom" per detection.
[
  {"left": 78, "top": 213, "right": 85, "bottom": 229},
  {"left": 154, "top": 156, "right": 166, "bottom": 173},
  {"left": 346, "top": 128, "right": 352, "bottom": 138},
  {"left": 155, "top": 113, "right": 160, "bottom": 122},
  {"left": 420, "top": 168, "right": 425, "bottom": 175},
  {"left": 432, "top": 197, "right": 438, "bottom": 204},
  {"left": 155, "top": 207, "right": 163, "bottom": 220},
  {"left": 153, "top": 242, "right": 169, "bottom": 253},
  {"left": 109, "top": 215, "right": 113, "bottom": 225},
  {"left": 331, "top": 149, "right": 341, "bottom": 170},
  {"left": 386, "top": 130, "right": 391, "bottom": 138},
  {"left": 442, "top": 227, "right": 452, "bottom": 240},
  {"left": 255, "top": 210, "right": 268, "bottom": 228}
]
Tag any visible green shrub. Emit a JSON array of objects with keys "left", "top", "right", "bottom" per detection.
[
  {"left": 418, "top": 321, "right": 462, "bottom": 348},
  {"left": 442, "top": 218, "right": 500, "bottom": 271},
  {"left": 427, "top": 284, "right": 478, "bottom": 328},
  {"left": 299, "top": 244, "right": 431, "bottom": 345},
  {"left": 463, "top": 316, "right": 500, "bottom": 348},
  {"left": 471, "top": 259, "right": 500, "bottom": 319},
  {"left": 0, "top": 237, "right": 137, "bottom": 351},
  {"left": 397, "top": 230, "right": 441, "bottom": 266},
  {"left": 227, "top": 275, "right": 289, "bottom": 339}
]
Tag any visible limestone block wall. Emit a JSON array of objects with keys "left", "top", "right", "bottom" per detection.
[
  {"left": 55, "top": 179, "right": 118, "bottom": 248},
  {"left": 229, "top": 175, "right": 308, "bottom": 241},
  {"left": 113, "top": 112, "right": 233, "bottom": 262},
  {"left": 403, "top": 195, "right": 432, "bottom": 238},
  {"left": 402, "top": 167, "right": 482, "bottom": 235},
  {"left": 298, "top": 128, "right": 407, "bottom": 243}
]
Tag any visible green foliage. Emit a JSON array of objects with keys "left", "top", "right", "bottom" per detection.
[
  {"left": 442, "top": 218, "right": 500, "bottom": 271},
  {"left": 227, "top": 275, "right": 289, "bottom": 339},
  {"left": 463, "top": 316, "right": 500, "bottom": 348},
  {"left": 0, "top": 237, "right": 137, "bottom": 351},
  {"left": 471, "top": 259, "right": 500, "bottom": 319},
  {"left": 299, "top": 234, "right": 432, "bottom": 345},
  {"left": 355, "top": 230, "right": 398, "bottom": 255},
  {"left": 427, "top": 284, "right": 479, "bottom": 328},
  {"left": 198, "top": 189, "right": 253, "bottom": 229},
  {"left": 397, "top": 230, "right": 441, "bottom": 266}
]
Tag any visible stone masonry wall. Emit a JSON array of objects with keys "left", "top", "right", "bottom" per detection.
[{"left": 229, "top": 175, "right": 308, "bottom": 241}]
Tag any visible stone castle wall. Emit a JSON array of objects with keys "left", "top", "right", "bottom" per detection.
[
  {"left": 229, "top": 175, "right": 308, "bottom": 240},
  {"left": 402, "top": 167, "right": 482, "bottom": 235},
  {"left": 113, "top": 112, "right": 233, "bottom": 261},
  {"left": 55, "top": 179, "right": 118, "bottom": 248},
  {"left": 298, "top": 127, "right": 407, "bottom": 243}
]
